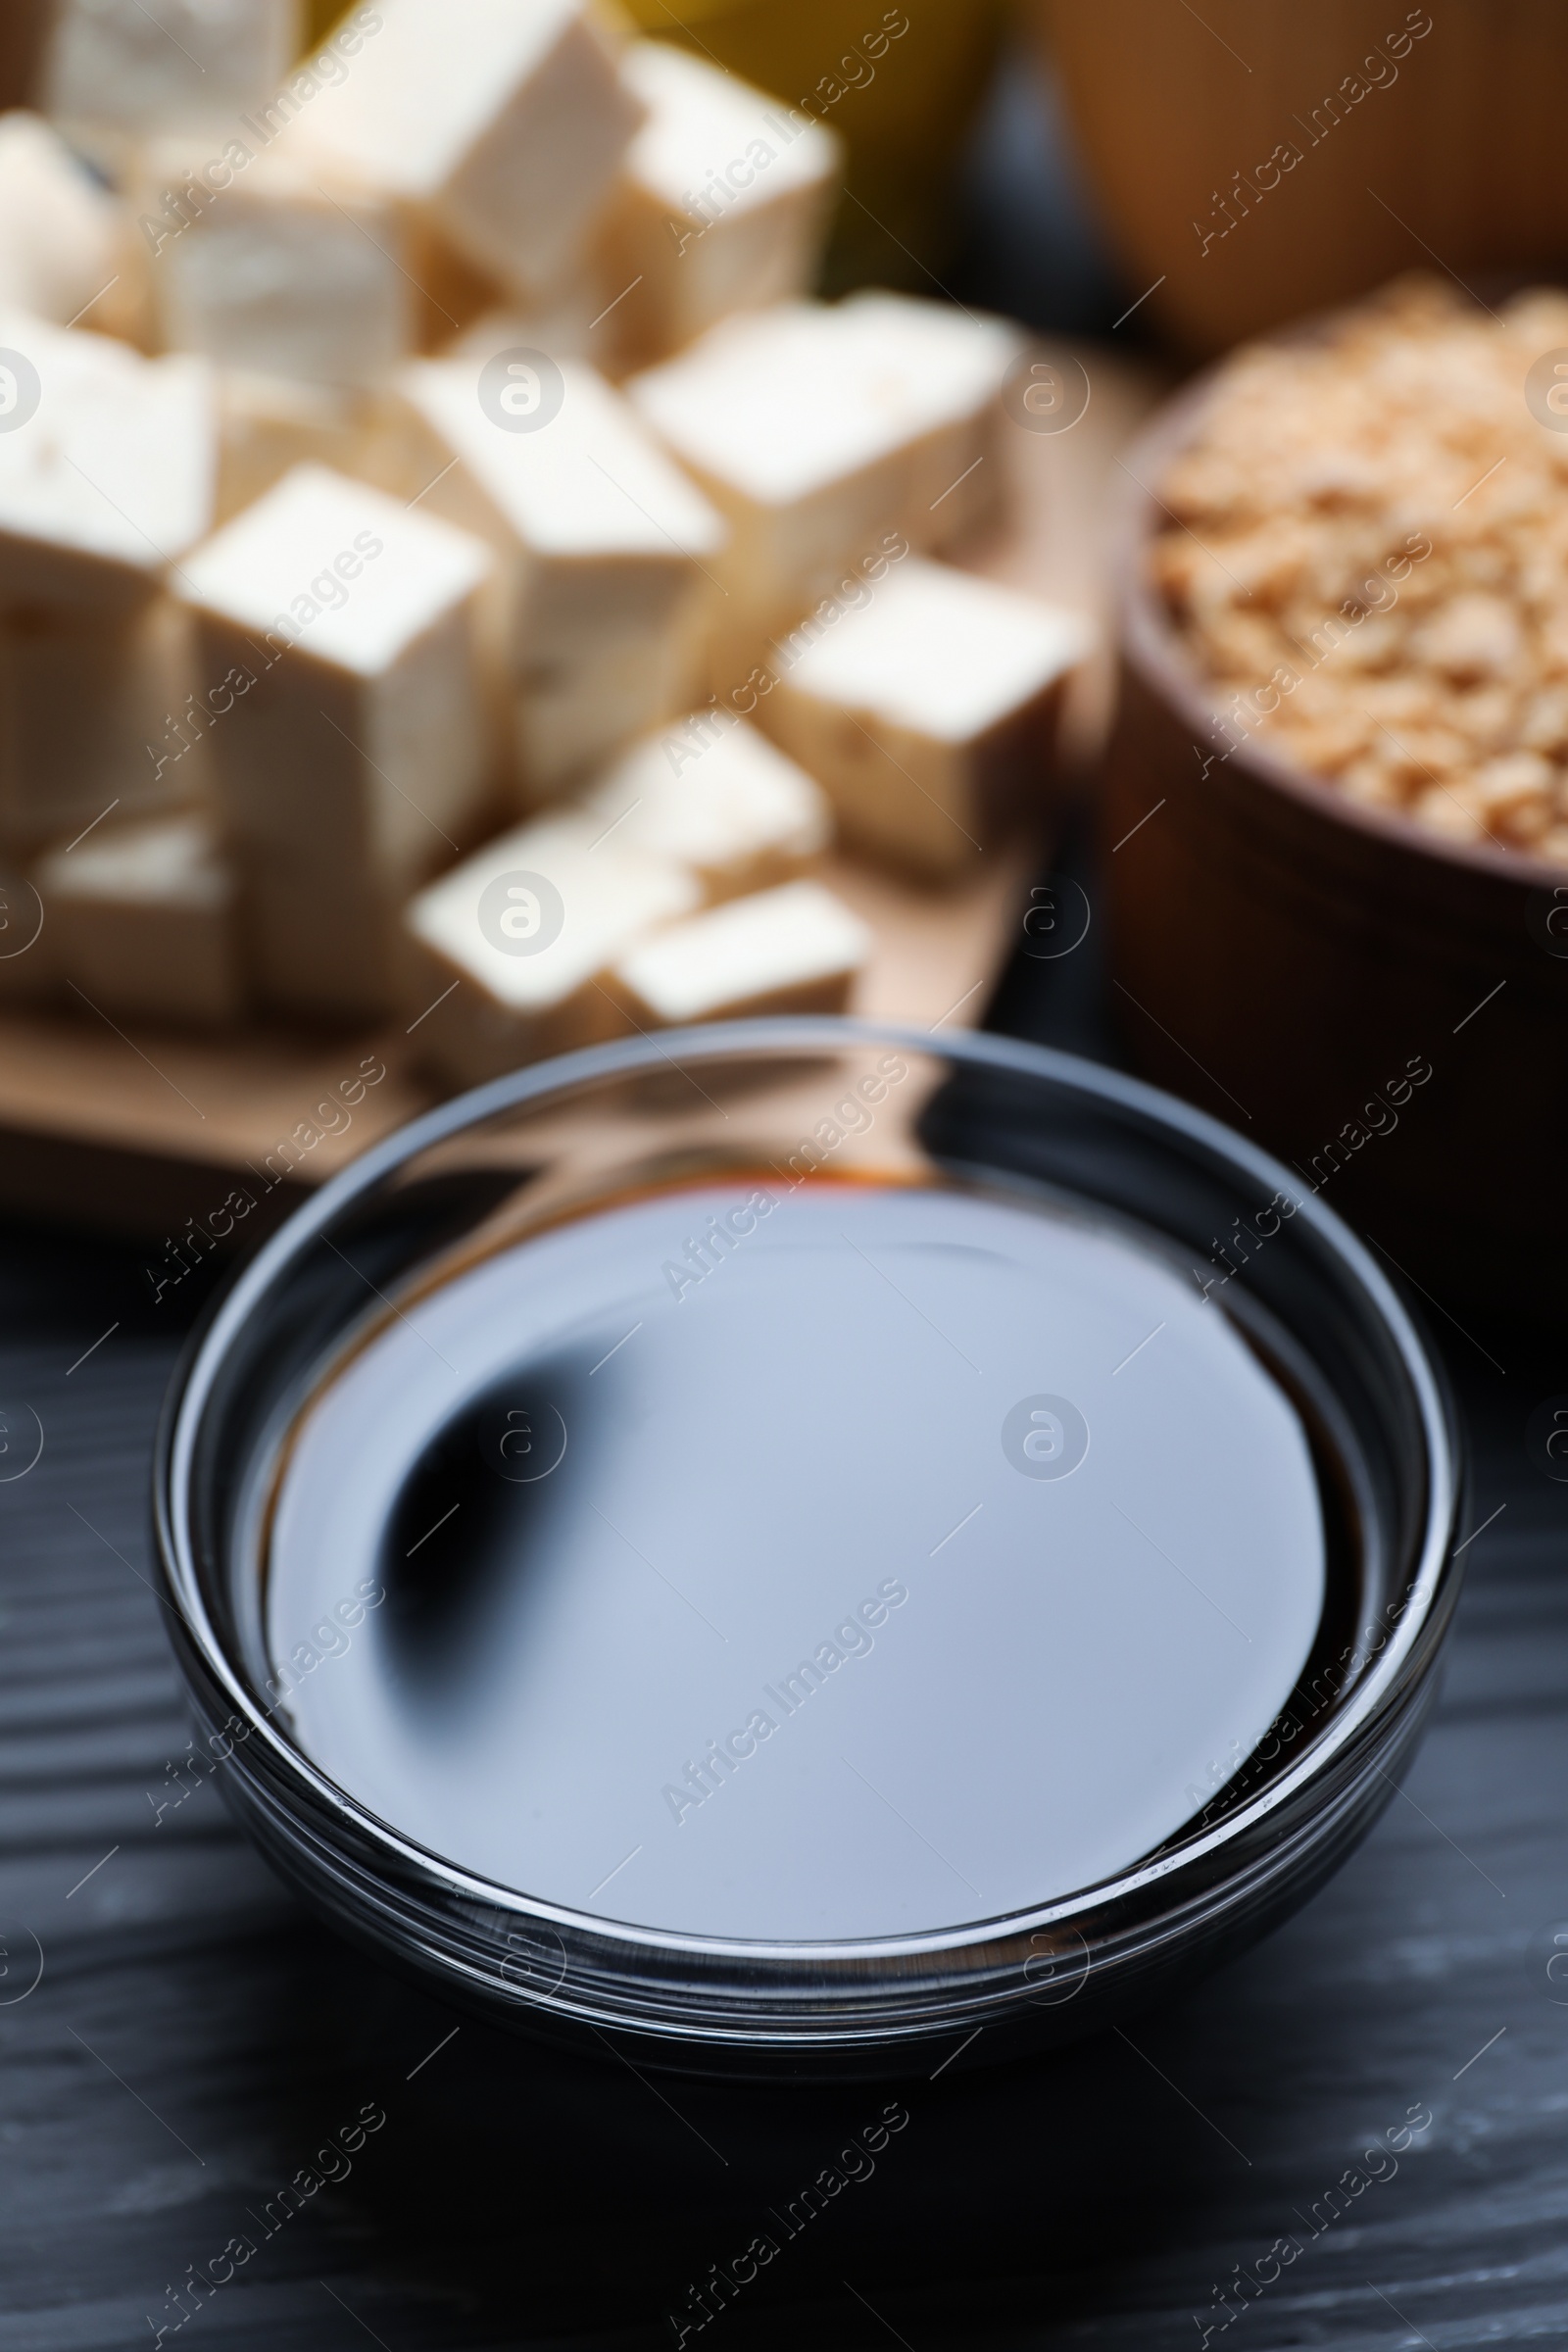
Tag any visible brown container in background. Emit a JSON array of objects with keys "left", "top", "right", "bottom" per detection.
[
  {"left": 1033, "top": 0, "right": 1568, "bottom": 354},
  {"left": 0, "top": 2, "right": 52, "bottom": 113},
  {"left": 1102, "top": 381, "right": 1568, "bottom": 1318}
]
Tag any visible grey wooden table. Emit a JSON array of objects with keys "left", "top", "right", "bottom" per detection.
[{"left": 1, "top": 842, "right": 1562, "bottom": 2352}]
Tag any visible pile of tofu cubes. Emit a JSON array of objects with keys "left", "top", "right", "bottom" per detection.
[{"left": 0, "top": 0, "right": 1089, "bottom": 1087}]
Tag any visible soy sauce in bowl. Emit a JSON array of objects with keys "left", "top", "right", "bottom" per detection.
[{"left": 266, "top": 1175, "right": 1333, "bottom": 1942}]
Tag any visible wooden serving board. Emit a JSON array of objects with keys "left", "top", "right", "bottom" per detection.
[{"left": 0, "top": 342, "right": 1163, "bottom": 1242}]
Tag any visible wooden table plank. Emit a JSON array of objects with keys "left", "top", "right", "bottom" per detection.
[{"left": 0, "top": 1125, "right": 1554, "bottom": 2351}]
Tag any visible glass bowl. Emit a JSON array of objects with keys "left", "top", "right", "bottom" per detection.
[{"left": 153, "top": 1019, "right": 1462, "bottom": 2081}]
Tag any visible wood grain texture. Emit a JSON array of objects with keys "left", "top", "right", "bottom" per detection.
[{"left": 0, "top": 918, "right": 1557, "bottom": 2350}]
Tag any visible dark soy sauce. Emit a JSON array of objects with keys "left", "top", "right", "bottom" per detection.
[{"left": 267, "top": 1179, "right": 1330, "bottom": 1941}]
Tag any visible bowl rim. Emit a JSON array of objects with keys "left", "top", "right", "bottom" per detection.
[
  {"left": 154, "top": 1015, "right": 1462, "bottom": 1970},
  {"left": 1115, "top": 325, "right": 1568, "bottom": 891}
]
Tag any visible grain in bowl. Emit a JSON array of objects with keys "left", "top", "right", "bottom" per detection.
[{"left": 1151, "top": 275, "right": 1568, "bottom": 862}]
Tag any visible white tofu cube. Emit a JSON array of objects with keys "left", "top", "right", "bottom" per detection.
[
  {"left": 178, "top": 464, "right": 496, "bottom": 1020},
  {"left": 761, "top": 559, "right": 1092, "bottom": 879},
  {"left": 404, "top": 809, "right": 701, "bottom": 1087},
  {"left": 146, "top": 145, "right": 414, "bottom": 391},
  {"left": 579, "top": 714, "right": 829, "bottom": 902},
  {"left": 442, "top": 289, "right": 606, "bottom": 372},
  {"left": 395, "top": 354, "right": 726, "bottom": 794},
  {"left": 46, "top": 0, "right": 302, "bottom": 161},
  {"left": 0, "top": 314, "right": 216, "bottom": 612},
  {"left": 0, "top": 112, "right": 139, "bottom": 335},
  {"left": 612, "top": 877, "right": 869, "bottom": 1027},
  {"left": 596, "top": 44, "right": 840, "bottom": 371},
  {"left": 291, "top": 0, "right": 642, "bottom": 297},
  {"left": 627, "top": 293, "right": 1020, "bottom": 644},
  {"left": 134, "top": 131, "right": 499, "bottom": 360},
  {"left": 36, "top": 809, "right": 243, "bottom": 1027},
  {"left": 215, "top": 371, "right": 404, "bottom": 523},
  {"left": 518, "top": 621, "right": 705, "bottom": 801},
  {"left": 0, "top": 594, "right": 197, "bottom": 851}
]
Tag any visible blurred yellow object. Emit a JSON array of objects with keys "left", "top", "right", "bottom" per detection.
[
  {"left": 307, "top": 0, "right": 348, "bottom": 40},
  {"left": 617, "top": 1, "right": 1005, "bottom": 291}
]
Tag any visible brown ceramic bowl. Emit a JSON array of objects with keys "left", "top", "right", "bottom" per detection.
[
  {"left": 1102, "top": 368, "right": 1568, "bottom": 1318},
  {"left": 1031, "top": 0, "right": 1568, "bottom": 356}
]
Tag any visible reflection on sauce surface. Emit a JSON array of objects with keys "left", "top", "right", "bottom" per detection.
[{"left": 267, "top": 1180, "right": 1329, "bottom": 1940}]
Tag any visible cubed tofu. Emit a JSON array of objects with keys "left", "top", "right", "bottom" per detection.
[
  {"left": 612, "top": 877, "right": 869, "bottom": 1027},
  {"left": 178, "top": 464, "right": 496, "bottom": 1021},
  {"left": 579, "top": 715, "right": 829, "bottom": 902},
  {"left": 442, "top": 290, "right": 607, "bottom": 372},
  {"left": 215, "top": 370, "right": 404, "bottom": 523},
  {"left": 0, "top": 314, "right": 216, "bottom": 612},
  {"left": 133, "top": 133, "right": 496, "bottom": 360},
  {"left": 520, "top": 618, "right": 708, "bottom": 798},
  {"left": 760, "top": 559, "right": 1092, "bottom": 879},
  {"left": 404, "top": 809, "right": 701, "bottom": 1087},
  {"left": 0, "top": 112, "right": 139, "bottom": 335},
  {"left": 37, "top": 809, "right": 243, "bottom": 1028},
  {"left": 0, "top": 594, "right": 197, "bottom": 851},
  {"left": 290, "top": 0, "right": 642, "bottom": 297},
  {"left": 145, "top": 143, "right": 414, "bottom": 391},
  {"left": 627, "top": 293, "right": 1020, "bottom": 652},
  {"left": 394, "top": 354, "right": 726, "bottom": 795},
  {"left": 46, "top": 0, "right": 302, "bottom": 163},
  {"left": 595, "top": 44, "right": 840, "bottom": 372}
]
